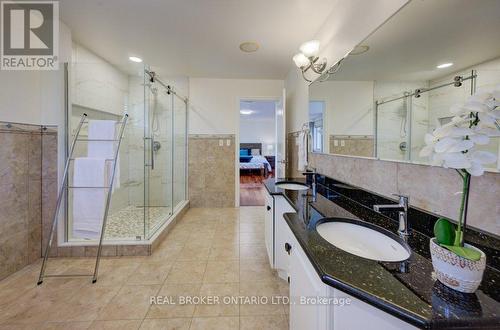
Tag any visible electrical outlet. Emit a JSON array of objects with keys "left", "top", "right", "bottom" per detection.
[
  {"left": 219, "top": 139, "right": 223, "bottom": 146},
  {"left": 334, "top": 140, "right": 339, "bottom": 147},
  {"left": 340, "top": 140, "right": 345, "bottom": 147},
  {"left": 226, "top": 139, "right": 231, "bottom": 146}
]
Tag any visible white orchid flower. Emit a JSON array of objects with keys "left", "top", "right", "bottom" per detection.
[
  {"left": 420, "top": 86, "right": 499, "bottom": 176},
  {"left": 467, "top": 151, "right": 497, "bottom": 176}
]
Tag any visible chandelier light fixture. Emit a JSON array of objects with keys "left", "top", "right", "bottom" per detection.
[{"left": 293, "top": 40, "right": 327, "bottom": 82}]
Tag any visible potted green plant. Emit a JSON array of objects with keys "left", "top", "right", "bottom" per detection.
[{"left": 419, "top": 87, "right": 499, "bottom": 293}]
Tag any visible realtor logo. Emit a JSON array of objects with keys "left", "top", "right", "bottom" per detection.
[{"left": 1, "top": 1, "right": 59, "bottom": 70}]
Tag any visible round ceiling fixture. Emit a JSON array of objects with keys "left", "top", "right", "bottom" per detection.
[
  {"left": 129, "top": 56, "right": 143, "bottom": 63},
  {"left": 349, "top": 45, "right": 369, "bottom": 55},
  {"left": 437, "top": 62, "right": 453, "bottom": 69},
  {"left": 239, "top": 42, "right": 259, "bottom": 53}
]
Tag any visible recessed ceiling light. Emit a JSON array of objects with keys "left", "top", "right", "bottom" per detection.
[
  {"left": 239, "top": 42, "right": 259, "bottom": 53},
  {"left": 129, "top": 56, "right": 143, "bottom": 63},
  {"left": 240, "top": 110, "right": 253, "bottom": 115},
  {"left": 437, "top": 62, "right": 453, "bottom": 69},
  {"left": 349, "top": 45, "right": 369, "bottom": 55}
]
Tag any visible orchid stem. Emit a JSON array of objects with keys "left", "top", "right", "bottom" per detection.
[{"left": 455, "top": 170, "right": 470, "bottom": 247}]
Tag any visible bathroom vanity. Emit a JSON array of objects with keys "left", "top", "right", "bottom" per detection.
[{"left": 264, "top": 177, "right": 500, "bottom": 329}]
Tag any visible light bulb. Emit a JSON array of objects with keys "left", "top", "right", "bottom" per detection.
[
  {"left": 299, "top": 40, "right": 320, "bottom": 58},
  {"left": 293, "top": 53, "right": 310, "bottom": 68}
]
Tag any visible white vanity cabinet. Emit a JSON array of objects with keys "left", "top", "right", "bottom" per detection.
[
  {"left": 264, "top": 190, "right": 295, "bottom": 277},
  {"left": 288, "top": 233, "right": 330, "bottom": 330},
  {"left": 287, "top": 224, "right": 417, "bottom": 330},
  {"left": 265, "top": 189, "right": 417, "bottom": 330}
]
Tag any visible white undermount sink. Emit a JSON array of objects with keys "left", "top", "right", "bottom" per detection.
[
  {"left": 275, "top": 181, "right": 309, "bottom": 191},
  {"left": 316, "top": 219, "right": 410, "bottom": 262}
]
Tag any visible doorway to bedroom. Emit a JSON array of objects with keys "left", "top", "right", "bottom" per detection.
[{"left": 239, "top": 100, "right": 277, "bottom": 206}]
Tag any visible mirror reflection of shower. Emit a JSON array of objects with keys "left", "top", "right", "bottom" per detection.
[{"left": 398, "top": 92, "right": 410, "bottom": 154}]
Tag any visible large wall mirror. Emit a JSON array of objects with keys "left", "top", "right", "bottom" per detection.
[{"left": 309, "top": 0, "right": 500, "bottom": 171}]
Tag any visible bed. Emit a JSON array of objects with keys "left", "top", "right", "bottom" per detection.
[{"left": 239, "top": 143, "right": 272, "bottom": 176}]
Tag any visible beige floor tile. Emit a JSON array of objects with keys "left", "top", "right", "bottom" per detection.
[
  {"left": 97, "top": 285, "right": 160, "bottom": 320},
  {"left": 208, "top": 244, "right": 239, "bottom": 261},
  {"left": 139, "top": 318, "right": 191, "bottom": 330},
  {"left": 128, "top": 260, "right": 173, "bottom": 285},
  {"left": 239, "top": 260, "right": 276, "bottom": 283},
  {"left": 189, "top": 316, "right": 239, "bottom": 330},
  {"left": 212, "top": 232, "right": 239, "bottom": 246},
  {"left": 41, "top": 321, "right": 92, "bottom": 329},
  {"left": 0, "top": 279, "right": 82, "bottom": 324},
  {"left": 239, "top": 245, "right": 268, "bottom": 261},
  {"left": 46, "top": 285, "right": 121, "bottom": 322},
  {"left": 239, "top": 315, "right": 287, "bottom": 330},
  {"left": 239, "top": 223, "right": 264, "bottom": 234},
  {"left": 239, "top": 282, "right": 285, "bottom": 316},
  {"left": 150, "top": 243, "right": 184, "bottom": 261},
  {"left": 165, "top": 261, "right": 207, "bottom": 284},
  {"left": 203, "top": 261, "right": 239, "bottom": 283},
  {"left": 146, "top": 283, "right": 201, "bottom": 319},
  {"left": 88, "top": 319, "right": 142, "bottom": 330},
  {"left": 0, "top": 324, "right": 46, "bottom": 330},
  {"left": 0, "top": 269, "right": 40, "bottom": 305},
  {"left": 194, "top": 283, "right": 239, "bottom": 317},
  {"left": 94, "top": 262, "right": 141, "bottom": 287},
  {"left": 176, "top": 245, "right": 211, "bottom": 261},
  {"left": 0, "top": 207, "right": 284, "bottom": 328},
  {"left": 239, "top": 232, "right": 264, "bottom": 245}
]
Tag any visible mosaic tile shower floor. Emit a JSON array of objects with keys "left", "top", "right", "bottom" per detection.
[{"left": 104, "top": 206, "right": 171, "bottom": 239}]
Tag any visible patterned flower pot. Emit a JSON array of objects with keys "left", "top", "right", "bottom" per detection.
[{"left": 430, "top": 238, "right": 486, "bottom": 293}]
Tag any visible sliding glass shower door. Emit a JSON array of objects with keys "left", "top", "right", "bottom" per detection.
[{"left": 145, "top": 79, "right": 173, "bottom": 238}]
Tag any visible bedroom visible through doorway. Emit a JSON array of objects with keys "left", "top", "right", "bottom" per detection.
[{"left": 239, "top": 100, "right": 277, "bottom": 206}]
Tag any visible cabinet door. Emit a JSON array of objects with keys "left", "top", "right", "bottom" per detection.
[
  {"left": 275, "top": 203, "right": 295, "bottom": 280},
  {"left": 331, "top": 288, "right": 417, "bottom": 330},
  {"left": 290, "top": 237, "right": 328, "bottom": 330},
  {"left": 264, "top": 192, "right": 274, "bottom": 268},
  {"left": 274, "top": 196, "right": 295, "bottom": 276}
]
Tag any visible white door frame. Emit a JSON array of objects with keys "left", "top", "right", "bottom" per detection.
[{"left": 236, "top": 97, "right": 280, "bottom": 207}]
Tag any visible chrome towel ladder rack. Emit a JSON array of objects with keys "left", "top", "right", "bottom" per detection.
[{"left": 37, "top": 113, "right": 129, "bottom": 285}]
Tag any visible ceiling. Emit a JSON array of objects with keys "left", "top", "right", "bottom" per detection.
[
  {"left": 240, "top": 100, "right": 276, "bottom": 120},
  {"left": 326, "top": 0, "right": 500, "bottom": 82},
  {"left": 59, "top": 0, "right": 336, "bottom": 79}
]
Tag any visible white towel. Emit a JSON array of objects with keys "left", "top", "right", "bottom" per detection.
[
  {"left": 88, "top": 120, "right": 120, "bottom": 190},
  {"left": 297, "top": 131, "right": 308, "bottom": 172},
  {"left": 72, "top": 157, "right": 107, "bottom": 240}
]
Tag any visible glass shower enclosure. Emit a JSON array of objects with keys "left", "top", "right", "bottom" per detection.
[{"left": 66, "top": 53, "right": 187, "bottom": 242}]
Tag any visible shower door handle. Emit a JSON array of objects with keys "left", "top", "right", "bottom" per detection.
[{"left": 151, "top": 137, "right": 155, "bottom": 170}]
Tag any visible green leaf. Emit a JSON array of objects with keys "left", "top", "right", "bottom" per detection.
[
  {"left": 440, "top": 244, "right": 482, "bottom": 261},
  {"left": 434, "top": 218, "right": 456, "bottom": 246}
]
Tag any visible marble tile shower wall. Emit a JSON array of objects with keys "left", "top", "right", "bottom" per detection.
[
  {"left": 188, "top": 135, "right": 235, "bottom": 207},
  {"left": 0, "top": 123, "right": 57, "bottom": 280},
  {"left": 308, "top": 152, "right": 500, "bottom": 236}
]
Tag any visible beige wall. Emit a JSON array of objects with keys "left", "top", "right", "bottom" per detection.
[
  {"left": 188, "top": 135, "right": 235, "bottom": 207},
  {"left": 188, "top": 78, "right": 284, "bottom": 206},
  {"left": 188, "top": 78, "right": 284, "bottom": 135},
  {"left": 0, "top": 124, "right": 57, "bottom": 280},
  {"left": 308, "top": 153, "right": 499, "bottom": 236}
]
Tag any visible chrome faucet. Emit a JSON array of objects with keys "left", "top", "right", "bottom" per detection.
[{"left": 373, "top": 194, "right": 410, "bottom": 239}]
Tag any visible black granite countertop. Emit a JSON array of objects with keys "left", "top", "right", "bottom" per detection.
[{"left": 265, "top": 176, "right": 500, "bottom": 329}]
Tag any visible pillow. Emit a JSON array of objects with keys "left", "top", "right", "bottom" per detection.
[
  {"left": 251, "top": 148, "right": 260, "bottom": 156},
  {"left": 240, "top": 149, "right": 250, "bottom": 156}
]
